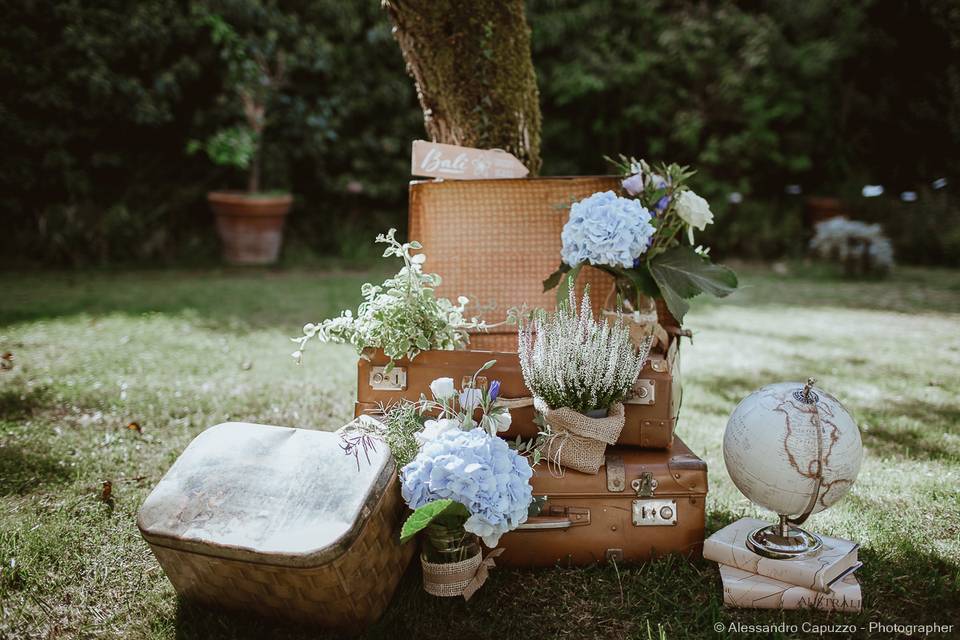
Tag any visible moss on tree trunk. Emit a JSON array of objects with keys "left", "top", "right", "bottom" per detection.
[{"left": 384, "top": 0, "right": 542, "bottom": 175}]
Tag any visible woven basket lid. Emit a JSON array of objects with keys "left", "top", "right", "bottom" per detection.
[{"left": 137, "top": 422, "right": 394, "bottom": 567}]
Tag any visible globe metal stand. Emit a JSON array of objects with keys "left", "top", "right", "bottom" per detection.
[
  {"left": 746, "top": 378, "right": 825, "bottom": 560},
  {"left": 747, "top": 515, "right": 823, "bottom": 560}
]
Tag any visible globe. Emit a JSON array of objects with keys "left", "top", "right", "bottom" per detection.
[{"left": 723, "top": 380, "right": 863, "bottom": 520}]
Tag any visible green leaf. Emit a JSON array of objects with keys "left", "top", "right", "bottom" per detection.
[
  {"left": 400, "top": 500, "right": 469, "bottom": 544},
  {"left": 528, "top": 495, "right": 549, "bottom": 517},
  {"left": 648, "top": 246, "right": 738, "bottom": 322},
  {"left": 542, "top": 263, "right": 571, "bottom": 292},
  {"left": 608, "top": 265, "right": 659, "bottom": 301}
]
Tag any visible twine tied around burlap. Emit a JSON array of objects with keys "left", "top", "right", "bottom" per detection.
[
  {"left": 421, "top": 548, "right": 504, "bottom": 601},
  {"left": 602, "top": 288, "right": 669, "bottom": 351},
  {"left": 535, "top": 398, "right": 626, "bottom": 475}
]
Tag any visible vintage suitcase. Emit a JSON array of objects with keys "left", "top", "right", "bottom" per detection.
[
  {"left": 137, "top": 422, "right": 414, "bottom": 629},
  {"left": 496, "top": 436, "right": 707, "bottom": 567},
  {"left": 407, "top": 176, "right": 622, "bottom": 331},
  {"left": 355, "top": 335, "right": 680, "bottom": 448},
  {"left": 355, "top": 347, "right": 537, "bottom": 432}
]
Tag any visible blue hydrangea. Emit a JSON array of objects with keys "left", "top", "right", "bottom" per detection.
[
  {"left": 561, "top": 191, "right": 655, "bottom": 268},
  {"left": 400, "top": 428, "right": 533, "bottom": 547}
]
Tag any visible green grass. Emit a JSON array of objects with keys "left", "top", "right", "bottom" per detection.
[{"left": 1, "top": 264, "right": 958, "bottom": 639}]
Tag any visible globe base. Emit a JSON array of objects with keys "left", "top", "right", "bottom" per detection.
[{"left": 747, "top": 520, "right": 823, "bottom": 560}]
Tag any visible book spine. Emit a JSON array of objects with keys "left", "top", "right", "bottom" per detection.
[{"left": 722, "top": 583, "right": 862, "bottom": 612}]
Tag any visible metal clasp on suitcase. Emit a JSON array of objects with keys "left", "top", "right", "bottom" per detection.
[
  {"left": 630, "top": 471, "right": 677, "bottom": 526},
  {"left": 369, "top": 366, "right": 407, "bottom": 391},
  {"left": 625, "top": 378, "right": 655, "bottom": 405},
  {"left": 516, "top": 506, "right": 590, "bottom": 530}
]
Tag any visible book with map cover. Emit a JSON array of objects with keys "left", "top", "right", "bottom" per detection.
[
  {"left": 720, "top": 564, "right": 863, "bottom": 611},
  {"left": 704, "top": 518, "right": 859, "bottom": 593}
]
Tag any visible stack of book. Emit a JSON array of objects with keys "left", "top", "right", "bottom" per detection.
[{"left": 704, "top": 518, "right": 863, "bottom": 612}]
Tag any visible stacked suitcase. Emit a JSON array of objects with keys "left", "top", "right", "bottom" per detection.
[{"left": 355, "top": 176, "right": 708, "bottom": 567}]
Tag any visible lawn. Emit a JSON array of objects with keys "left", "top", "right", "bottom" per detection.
[{"left": 1, "top": 265, "right": 958, "bottom": 639}]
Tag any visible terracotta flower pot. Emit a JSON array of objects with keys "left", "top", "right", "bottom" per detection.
[{"left": 207, "top": 191, "right": 293, "bottom": 265}]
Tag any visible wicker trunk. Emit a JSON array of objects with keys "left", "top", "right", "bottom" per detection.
[{"left": 137, "top": 422, "right": 414, "bottom": 630}]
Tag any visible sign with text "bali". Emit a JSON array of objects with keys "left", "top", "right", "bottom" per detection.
[{"left": 411, "top": 140, "right": 529, "bottom": 180}]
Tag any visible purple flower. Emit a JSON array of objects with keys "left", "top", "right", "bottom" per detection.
[
  {"left": 655, "top": 195, "right": 671, "bottom": 214},
  {"left": 622, "top": 173, "right": 644, "bottom": 196},
  {"left": 488, "top": 380, "right": 501, "bottom": 403},
  {"left": 649, "top": 175, "right": 670, "bottom": 215}
]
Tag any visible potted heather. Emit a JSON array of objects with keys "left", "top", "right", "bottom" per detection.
[
  {"left": 518, "top": 284, "right": 650, "bottom": 474},
  {"left": 188, "top": 11, "right": 292, "bottom": 265}
]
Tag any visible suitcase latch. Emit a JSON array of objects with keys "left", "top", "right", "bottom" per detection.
[
  {"left": 632, "top": 499, "right": 677, "bottom": 526},
  {"left": 626, "top": 378, "right": 655, "bottom": 405},
  {"left": 631, "top": 471, "right": 658, "bottom": 497},
  {"left": 369, "top": 366, "right": 407, "bottom": 391}
]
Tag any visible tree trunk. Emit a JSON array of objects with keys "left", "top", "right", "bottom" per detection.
[{"left": 384, "top": 0, "right": 542, "bottom": 175}]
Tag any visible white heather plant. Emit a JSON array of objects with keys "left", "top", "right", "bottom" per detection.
[
  {"left": 518, "top": 283, "right": 650, "bottom": 414},
  {"left": 292, "top": 229, "right": 485, "bottom": 369}
]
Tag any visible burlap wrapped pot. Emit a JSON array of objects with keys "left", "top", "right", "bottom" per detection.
[{"left": 535, "top": 398, "right": 626, "bottom": 474}]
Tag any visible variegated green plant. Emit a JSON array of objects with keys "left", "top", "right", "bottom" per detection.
[{"left": 292, "top": 229, "right": 485, "bottom": 370}]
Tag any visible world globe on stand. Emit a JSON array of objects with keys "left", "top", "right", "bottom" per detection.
[{"left": 723, "top": 379, "right": 863, "bottom": 558}]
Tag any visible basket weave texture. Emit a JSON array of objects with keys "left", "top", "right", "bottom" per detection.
[
  {"left": 147, "top": 473, "right": 414, "bottom": 629},
  {"left": 409, "top": 176, "right": 620, "bottom": 329}
]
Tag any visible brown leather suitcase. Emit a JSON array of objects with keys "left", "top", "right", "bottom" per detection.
[
  {"left": 496, "top": 436, "right": 707, "bottom": 567},
  {"left": 354, "top": 338, "right": 680, "bottom": 448},
  {"left": 354, "top": 347, "right": 537, "bottom": 431}
]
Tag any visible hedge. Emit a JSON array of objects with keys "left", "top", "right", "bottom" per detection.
[{"left": 2, "top": 0, "right": 957, "bottom": 266}]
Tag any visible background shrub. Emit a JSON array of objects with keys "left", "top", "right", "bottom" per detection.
[{"left": 0, "top": 0, "right": 957, "bottom": 267}]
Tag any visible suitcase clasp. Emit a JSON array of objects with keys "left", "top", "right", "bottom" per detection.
[
  {"left": 631, "top": 499, "right": 677, "bottom": 526},
  {"left": 626, "top": 378, "right": 656, "bottom": 405},
  {"left": 369, "top": 366, "right": 407, "bottom": 391},
  {"left": 631, "top": 471, "right": 658, "bottom": 497}
]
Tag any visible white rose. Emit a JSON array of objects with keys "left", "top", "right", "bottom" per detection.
[
  {"left": 414, "top": 418, "right": 459, "bottom": 446},
  {"left": 429, "top": 377, "right": 456, "bottom": 400},
  {"left": 675, "top": 190, "right": 714, "bottom": 244}
]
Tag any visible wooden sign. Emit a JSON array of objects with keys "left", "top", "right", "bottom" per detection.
[{"left": 411, "top": 140, "right": 529, "bottom": 180}]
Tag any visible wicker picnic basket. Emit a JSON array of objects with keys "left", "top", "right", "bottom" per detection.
[{"left": 137, "top": 422, "right": 414, "bottom": 629}]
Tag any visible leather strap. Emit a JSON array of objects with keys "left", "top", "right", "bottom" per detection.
[{"left": 498, "top": 396, "right": 534, "bottom": 409}]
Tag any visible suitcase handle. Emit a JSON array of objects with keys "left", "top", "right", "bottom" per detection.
[{"left": 517, "top": 506, "right": 590, "bottom": 530}]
